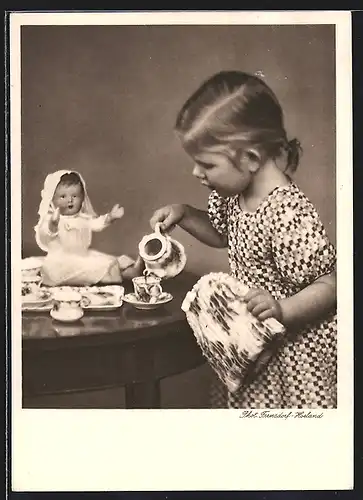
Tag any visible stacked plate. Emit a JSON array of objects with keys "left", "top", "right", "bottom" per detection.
[
  {"left": 21, "top": 284, "right": 53, "bottom": 310},
  {"left": 21, "top": 256, "right": 44, "bottom": 280}
]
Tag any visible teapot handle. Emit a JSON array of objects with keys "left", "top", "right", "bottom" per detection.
[{"left": 154, "top": 222, "right": 163, "bottom": 235}]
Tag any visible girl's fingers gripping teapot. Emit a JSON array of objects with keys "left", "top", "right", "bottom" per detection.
[{"left": 138, "top": 223, "right": 187, "bottom": 279}]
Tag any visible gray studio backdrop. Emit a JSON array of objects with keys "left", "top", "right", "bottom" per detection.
[{"left": 21, "top": 24, "right": 336, "bottom": 275}]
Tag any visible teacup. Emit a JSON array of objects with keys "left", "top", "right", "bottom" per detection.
[
  {"left": 21, "top": 275, "right": 43, "bottom": 298},
  {"left": 21, "top": 257, "right": 44, "bottom": 281},
  {"left": 132, "top": 274, "right": 163, "bottom": 303},
  {"left": 50, "top": 290, "right": 85, "bottom": 322}
]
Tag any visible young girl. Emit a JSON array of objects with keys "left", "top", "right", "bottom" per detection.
[
  {"left": 35, "top": 170, "right": 144, "bottom": 286},
  {"left": 150, "top": 71, "right": 337, "bottom": 409}
]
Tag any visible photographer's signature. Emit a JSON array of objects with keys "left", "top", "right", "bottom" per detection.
[{"left": 239, "top": 410, "right": 324, "bottom": 419}]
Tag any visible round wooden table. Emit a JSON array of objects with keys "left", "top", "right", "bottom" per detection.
[{"left": 22, "top": 271, "right": 205, "bottom": 409}]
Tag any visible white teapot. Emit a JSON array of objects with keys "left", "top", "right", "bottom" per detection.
[{"left": 138, "top": 223, "right": 186, "bottom": 279}]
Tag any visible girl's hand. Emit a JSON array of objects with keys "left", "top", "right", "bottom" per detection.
[
  {"left": 244, "top": 288, "right": 283, "bottom": 323},
  {"left": 49, "top": 207, "right": 60, "bottom": 232},
  {"left": 150, "top": 204, "right": 186, "bottom": 232},
  {"left": 108, "top": 204, "right": 125, "bottom": 222}
]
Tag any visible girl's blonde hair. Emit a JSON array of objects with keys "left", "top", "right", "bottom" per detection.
[{"left": 175, "top": 71, "right": 301, "bottom": 172}]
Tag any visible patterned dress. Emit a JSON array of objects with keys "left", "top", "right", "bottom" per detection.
[{"left": 207, "top": 182, "right": 337, "bottom": 409}]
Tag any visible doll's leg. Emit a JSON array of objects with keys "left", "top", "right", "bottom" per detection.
[
  {"left": 98, "top": 260, "right": 122, "bottom": 284},
  {"left": 97, "top": 255, "right": 144, "bottom": 284},
  {"left": 118, "top": 254, "right": 145, "bottom": 280}
]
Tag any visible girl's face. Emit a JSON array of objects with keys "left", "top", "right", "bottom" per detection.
[
  {"left": 52, "top": 183, "right": 84, "bottom": 215},
  {"left": 190, "top": 150, "right": 254, "bottom": 197}
]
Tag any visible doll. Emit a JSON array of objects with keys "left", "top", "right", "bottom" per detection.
[{"left": 34, "top": 170, "right": 144, "bottom": 286}]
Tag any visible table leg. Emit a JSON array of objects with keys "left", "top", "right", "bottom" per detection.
[{"left": 125, "top": 380, "right": 161, "bottom": 409}]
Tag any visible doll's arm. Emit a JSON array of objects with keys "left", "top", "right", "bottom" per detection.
[
  {"left": 35, "top": 211, "right": 59, "bottom": 247},
  {"left": 88, "top": 215, "right": 110, "bottom": 232},
  {"left": 90, "top": 204, "right": 125, "bottom": 232},
  {"left": 105, "top": 204, "right": 125, "bottom": 224}
]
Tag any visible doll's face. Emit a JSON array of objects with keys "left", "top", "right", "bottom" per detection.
[{"left": 52, "top": 182, "right": 84, "bottom": 216}]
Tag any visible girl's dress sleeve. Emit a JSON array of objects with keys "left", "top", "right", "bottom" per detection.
[
  {"left": 208, "top": 190, "right": 228, "bottom": 236},
  {"left": 271, "top": 196, "right": 336, "bottom": 287}
]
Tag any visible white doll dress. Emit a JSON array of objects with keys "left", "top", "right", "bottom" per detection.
[{"left": 38, "top": 212, "right": 121, "bottom": 286}]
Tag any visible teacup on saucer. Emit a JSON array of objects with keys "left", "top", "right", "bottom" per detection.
[
  {"left": 50, "top": 290, "right": 85, "bottom": 322},
  {"left": 21, "top": 275, "right": 43, "bottom": 298},
  {"left": 123, "top": 291, "right": 173, "bottom": 310},
  {"left": 132, "top": 274, "right": 163, "bottom": 303}
]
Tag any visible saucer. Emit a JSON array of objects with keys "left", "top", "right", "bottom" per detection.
[
  {"left": 50, "top": 309, "right": 84, "bottom": 323},
  {"left": 123, "top": 292, "right": 173, "bottom": 310},
  {"left": 22, "top": 289, "right": 53, "bottom": 309}
]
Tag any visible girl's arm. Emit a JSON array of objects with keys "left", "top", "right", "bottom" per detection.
[
  {"left": 150, "top": 204, "right": 227, "bottom": 248},
  {"left": 179, "top": 205, "right": 228, "bottom": 247},
  {"left": 279, "top": 271, "right": 336, "bottom": 328},
  {"left": 245, "top": 271, "right": 336, "bottom": 328},
  {"left": 246, "top": 196, "right": 337, "bottom": 328}
]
